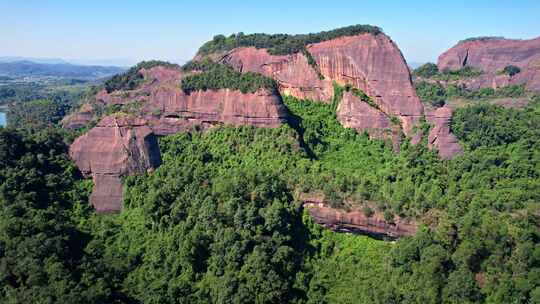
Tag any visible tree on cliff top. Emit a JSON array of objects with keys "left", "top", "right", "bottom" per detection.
[{"left": 196, "top": 24, "right": 383, "bottom": 56}]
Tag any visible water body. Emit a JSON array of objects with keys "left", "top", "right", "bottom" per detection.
[{"left": 0, "top": 112, "right": 6, "bottom": 127}]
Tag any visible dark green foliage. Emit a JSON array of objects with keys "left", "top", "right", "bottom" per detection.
[
  {"left": 415, "top": 81, "right": 447, "bottom": 107},
  {"left": 436, "top": 66, "right": 484, "bottom": 80},
  {"left": 0, "top": 83, "right": 88, "bottom": 106},
  {"left": 502, "top": 65, "right": 521, "bottom": 77},
  {"left": 0, "top": 60, "right": 124, "bottom": 78},
  {"left": 459, "top": 36, "right": 505, "bottom": 44},
  {"left": 182, "top": 58, "right": 222, "bottom": 72},
  {"left": 413, "top": 63, "right": 440, "bottom": 78},
  {"left": 0, "top": 128, "right": 116, "bottom": 303},
  {"left": 7, "top": 99, "right": 69, "bottom": 128},
  {"left": 197, "top": 24, "right": 382, "bottom": 56},
  {"left": 416, "top": 81, "right": 526, "bottom": 105},
  {"left": 181, "top": 63, "right": 278, "bottom": 94},
  {"left": 1, "top": 87, "right": 539, "bottom": 302},
  {"left": 302, "top": 49, "right": 325, "bottom": 80},
  {"left": 104, "top": 60, "right": 180, "bottom": 93},
  {"left": 451, "top": 102, "right": 539, "bottom": 149}
]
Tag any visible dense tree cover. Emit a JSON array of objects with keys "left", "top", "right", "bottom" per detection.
[
  {"left": 104, "top": 61, "right": 180, "bottom": 93},
  {"left": 1, "top": 92, "right": 539, "bottom": 302},
  {"left": 415, "top": 81, "right": 526, "bottom": 106},
  {"left": 459, "top": 36, "right": 505, "bottom": 44},
  {"left": 413, "top": 63, "right": 440, "bottom": 78},
  {"left": 181, "top": 63, "right": 278, "bottom": 94},
  {"left": 196, "top": 24, "right": 382, "bottom": 56},
  {"left": 502, "top": 65, "right": 521, "bottom": 77}
]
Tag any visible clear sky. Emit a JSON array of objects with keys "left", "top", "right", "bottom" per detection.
[{"left": 2, "top": 0, "right": 539, "bottom": 66}]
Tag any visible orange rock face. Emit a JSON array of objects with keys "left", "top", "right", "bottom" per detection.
[
  {"left": 438, "top": 37, "right": 540, "bottom": 91},
  {"left": 69, "top": 115, "right": 161, "bottom": 213},
  {"left": 220, "top": 33, "right": 425, "bottom": 141},
  {"left": 67, "top": 66, "right": 288, "bottom": 212},
  {"left": 303, "top": 201, "right": 417, "bottom": 239},
  {"left": 142, "top": 86, "right": 288, "bottom": 135},
  {"left": 426, "top": 106, "right": 463, "bottom": 159},
  {"left": 337, "top": 91, "right": 401, "bottom": 146}
]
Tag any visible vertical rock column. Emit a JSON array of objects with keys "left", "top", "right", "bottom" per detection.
[{"left": 69, "top": 114, "right": 162, "bottom": 213}]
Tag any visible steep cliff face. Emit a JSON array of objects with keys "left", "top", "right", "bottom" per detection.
[
  {"left": 438, "top": 37, "right": 540, "bottom": 91},
  {"left": 337, "top": 91, "right": 401, "bottom": 146},
  {"left": 141, "top": 86, "right": 287, "bottom": 135},
  {"left": 67, "top": 65, "right": 288, "bottom": 212},
  {"left": 65, "top": 66, "right": 288, "bottom": 133},
  {"left": 426, "top": 106, "right": 463, "bottom": 159},
  {"left": 220, "top": 33, "right": 425, "bottom": 141},
  {"left": 69, "top": 114, "right": 161, "bottom": 213},
  {"left": 301, "top": 194, "right": 417, "bottom": 239}
]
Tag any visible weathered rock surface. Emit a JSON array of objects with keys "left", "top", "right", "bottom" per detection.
[
  {"left": 68, "top": 66, "right": 288, "bottom": 212},
  {"left": 141, "top": 86, "right": 288, "bottom": 135},
  {"left": 220, "top": 33, "right": 425, "bottom": 141},
  {"left": 337, "top": 91, "right": 401, "bottom": 145},
  {"left": 69, "top": 114, "right": 161, "bottom": 213},
  {"left": 220, "top": 34, "right": 423, "bottom": 115},
  {"left": 438, "top": 37, "right": 540, "bottom": 91},
  {"left": 426, "top": 106, "right": 463, "bottom": 159},
  {"left": 302, "top": 194, "right": 417, "bottom": 239},
  {"left": 67, "top": 66, "right": 289, "bottom": 134}
]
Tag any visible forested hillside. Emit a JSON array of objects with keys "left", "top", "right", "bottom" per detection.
[{"left": 1, "top": 93, "right": 539, "bottom": 303}]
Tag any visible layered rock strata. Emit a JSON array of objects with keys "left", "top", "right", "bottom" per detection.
[
  {"left": 438, "top": 37, "right": 540, "bottom": 91},
  {"left": 69, "top": 115, "right": 161, "bottom": 213}
]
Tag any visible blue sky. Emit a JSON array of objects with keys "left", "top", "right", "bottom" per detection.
[{"left": 2, "top": 0, "right": 539, "bottom": 66}]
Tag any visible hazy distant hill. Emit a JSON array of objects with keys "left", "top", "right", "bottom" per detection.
[{"left": 0, "top": 60, "right": 126, "bottom": 79}]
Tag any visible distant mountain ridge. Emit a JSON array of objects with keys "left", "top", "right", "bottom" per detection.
[{"left": 0, "top": 60, "right": 126, "bottom": 79}]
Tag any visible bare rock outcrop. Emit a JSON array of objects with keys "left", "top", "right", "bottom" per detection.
[
  {"left": 438, "top": 37, "right": 540, "bottom": 91},
  {"left": 61, "top": 103, "right": 95, "bottom": 129},
  {"left": 302, "top": 194, "right": 417, "bottom": 239},
  {"left": 337, "top": 91, "right": 401, "bottom": 146},
  {"left": 69, "top": 114, "right": 161, "bottom": 213},
  {"left": 426, "top": 106, "right": 463, "bottom": 159},
  {"left": 66, "top": 66, "right": 288, "bottom": 134},
  {"left": 141, "top": 86, "right": 288, "bottom": 135},
  {"left": 220, "top": 33, "right": 424, "bottom": 141}
]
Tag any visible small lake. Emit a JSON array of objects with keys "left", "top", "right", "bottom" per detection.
[{"left": 0, "top": 112, "right": 6, "bottom": 127}]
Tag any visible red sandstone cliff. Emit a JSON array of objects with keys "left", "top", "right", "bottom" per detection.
[
  {"left": 63, "top": 66, "right": 288, "bottom": 133},
  {"left": 426, "top": 106, "right": 463, "bottom": 160},
  {"left": 66, "top": 65, "right": 288, "bottom": 212},
  {"left": 437, "top": 37, "right": 540, "bottom": 91},
  {"left": 69, "top": 114, "right": 161, "bottom": 213},
  {"left": 219, "top": 33, "right": 425, "bottom": 142}
]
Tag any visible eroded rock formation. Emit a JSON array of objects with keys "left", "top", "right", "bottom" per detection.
[
  {"left": 337, "top": 91, "right": 401, "bottom": 146},
  {"left": 438, "top": 37, "right": 540, "bottom": 91},
  {"left": 426, "top": 106, "right": 463, "bottom": 159},
  {"left": 302, "top": 194, "right": 417, "bottom": 239},
  {"left": 69, "top": 114, "right": 161, "bottom": 213},
  {"left": 220, "top": 33, "right": 425, "bottom": 141},
  {"left": 67, "top": 66, "right": 288, "bottom": 212}
]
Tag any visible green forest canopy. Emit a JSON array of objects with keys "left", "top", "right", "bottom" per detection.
[
  {"left": 196, "top": 24, "right": 383, "bottom": 56},
  {"left": 1, "top": 92, "right": 539, "bottom": 303},
  {"left": 181, "top": 62, "right": 277, "bottom": 94}
]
